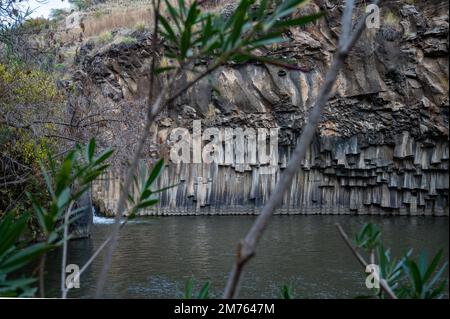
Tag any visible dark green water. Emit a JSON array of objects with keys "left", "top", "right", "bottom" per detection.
[{"left": 43, "top": 215, "right": 449, "bottom": 298}]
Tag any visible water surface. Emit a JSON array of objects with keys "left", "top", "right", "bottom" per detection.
[{"left": 44, "top": 215, "right": 449, "bottom": 298}]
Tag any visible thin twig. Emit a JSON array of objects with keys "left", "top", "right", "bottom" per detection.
[
  {"left": 67, "top": 219, "right": 129, "bottom": 296},
  {"left": 94, "top": 3, "right": 227, "bottom": 297},
  {"left": 223, "top": 0, "right": 380, "bottom": 299},
  {"left": 38, "top": 253, "right": 46, "bottom": 298},
  {"left": 95, "top": 0, "right": 168, "bottom": 294},
  {"left": 148, "top": 0, "right": 161, "bottom": 103},
  {"left": 94, "top": 98, "right": 161, "bottom": 297},
  {"left": 335, "top": 223, "right": 398, "bottom": 299},
  {"left": 61, "top": 201, "right": 74, "bottom": 299}
]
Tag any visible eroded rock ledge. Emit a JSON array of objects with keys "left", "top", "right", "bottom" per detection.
[{"left": 68, "top": 0, "right": 448, "bottom": 216}]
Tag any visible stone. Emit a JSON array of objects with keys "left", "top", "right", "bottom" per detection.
[{"left": 67, "top": 0, "right": 448, "bottom": 216}]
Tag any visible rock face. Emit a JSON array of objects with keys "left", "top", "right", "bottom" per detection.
[{"left": 71, "top": 1, "right": 449, "bottom": 216}]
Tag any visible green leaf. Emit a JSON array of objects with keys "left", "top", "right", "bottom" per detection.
[
  {"left": 87, "top": 138, "right": 96, "bottom": 162},
  {"left": 228, "top": 0, "right": 251, "bottom": 47},
  {"left": 180, "top": 30, "right": 191, "bottom": 59},
  {"left": 144, "top": 159, "right": 165, "bottom": 190},
  {"left": 135, "top": 199, "right": 159, "bottom": 210},
  {"left": 127, "top": 194, "right": 136, "bottom": 205},
  {"left": 0, "top": 277, "right": 37, "bottom": 297},
  {"left": 128, "top": 210, "right": 137, "bottom": 220},
  {"left": 158, "top": 14, "right": 178, "bottom": 44},
  {"left": 406, "top": 260, "right": 423, "bottom": 296},
  {"left": 0, "top": 213, "right": 28, "bottom": 256},
  {"left": 55, "top": 151, "right": 75, "bottom": 196},
  {"left": 92, "top": 149, "right": 114, "bottom": 166},
  {"left": 185, "top": 1, "right": 198, "bottom": 26},
  {"left": 184, "top": 278, "right": 193, "bottom": 299},
  {"left": 39, "top": 161, "right": 55, "bottom": 199},
  {"left": 154, "top": 66, "right": 176, "bottom": 75},
  {"left": 93, "top": 149, "right": 113, "bottom": 166},
  {"left": 0, "top": 243, "right": 49, "bottom": 273},
  {"left": 56, "top": 188, "right": 71, "bottom": 209},
  {"left": 265, "top": 0, "right": 307, "bottom": 30},
  {"left": 82, "top": 164, "right": 110, "bottom": 184},
  {"left": 164, "top": 0, "right": 181, "bottom": 33},
  {"left": 426, "top": 261, "right": 448, "bottom": 292},
  {"left": 280, "top": 284, "right": 294, "bottom": 299},
  {"left": 272, "top": 12, "right": 324, "bottom": 29},
  {"left": 151, "top": 183, "right": 178, "bottom": 194},
  {"left": 423, "top": 249, "right": 443, "bottom": 283},
  {"left": 140, "top": 189, "right": 153, "bottom": 201},
  {"left": 428, "top": 279, "right": 447, "bottom": 299},
  {"left": 28, "top": 193, "right": 48, "bottom": 234},
  {"left": 257, "top": 0, "right": 269, "bottom": 20},
  {"left": 178, "top": 0, "right": 187, "bottom": 18},
  {"left": 197, "top": 282, "right": 210, "bottom": 299},
  {"left": 237, "top": 53, "right": 305, "bottom": 71}
]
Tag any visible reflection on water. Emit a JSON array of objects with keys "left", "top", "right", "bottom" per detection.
[{"left": 43, "top": 215, "right": 449, "bottom": 298}]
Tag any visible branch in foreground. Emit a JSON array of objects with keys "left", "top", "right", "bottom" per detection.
[
  {"left": 94, "top": 0, "right": 166, "bottom": 296},
  {"left": 335, "top": 223, "right": 398, "bottom": 299},
  {"left": 223, "top": 0, "right": 380, "bottom": 299},
  {"left": 94, "top": 93, "right": 165, "bottom": 297},
  {"left": 61, "top": 201, "right": 74, "bottom": 299}
]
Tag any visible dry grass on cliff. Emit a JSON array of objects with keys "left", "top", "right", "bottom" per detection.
[
  {"left": 80, "top": 0, "right": 233, "bottom": 38},
  {"left": 82, "top": 6, "right": 154, "bottom": 37}
]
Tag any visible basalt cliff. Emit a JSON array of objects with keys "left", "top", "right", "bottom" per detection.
[{"left": 65, "top": 0, "right": 449, "bottom": 216}]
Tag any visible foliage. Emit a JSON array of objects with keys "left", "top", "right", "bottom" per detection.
[
  {"left": 0, "top": 0, "right": 33, "bottom": 45},
  {"left": 20, "top": 17, "right": 54, "bottom": 33},
  {"left": 156, "top": 0, "right": 323, "bottom": 74},
  {"left": 96, "top": 30, "right": 114, "bottom": 44},
  {"left": 0, "top": 139, "right": 113, "bottom": 297},
  {"left": 50, "top": 8, "right": 70, "bottom": 22},
  {"left": 279, "top": 284, "right": 295, "bottom": 299},
  {"left": 0, "top": 63, "right": 61, "bottom": 107},
  {"left": 0, "top": 212, "right": 50, "bottom": 296},
  {"left": 126, "top": 159, "right": 175, "bottom": 218},
  {"left": 135, "top": 21, "right": 146, "bottom": 32},
  {"left": 354, "top": 223, "right": 381, "bottom": 251},
  {"left": 398, "top": 249, "right": 448, "bottom": 299},
  {"left": 28, "top": 138, "right": 113, "bottom": 241},
  {"left": 353, "top": 223, "right": 448, "bottom": 299},
  {"left": 183, "top": 278, "right": 210, "bottom": 299},
  {"left": 0, "top": 62, "right": 63, "bottom": 222}
]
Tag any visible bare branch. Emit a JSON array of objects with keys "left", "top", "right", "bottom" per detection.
[
  {"left": 95, "top": 70, "right": 177, "bottom": 297},
  {"left": 148, "top": 0, "right": 161, "bottom": 104},
  {"left": 339, "top": 0, "right": 355, "bottom": 48},
  {"left": 67, "top": 219, "right": 130, "bottom": 296},
  {"left": 223, "top": 0, "right": 380, "bottom": 299},
  {"left": 61, "top": 201, "right": 74, "bottom": 299}
]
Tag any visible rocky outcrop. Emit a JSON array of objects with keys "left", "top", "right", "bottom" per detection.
[{"left": 70, "top": 1, "right": 449, "bottom": 216}]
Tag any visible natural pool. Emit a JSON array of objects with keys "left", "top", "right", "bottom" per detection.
[{"left": 43, "top": 215, "right": 449, "bottom": 298}]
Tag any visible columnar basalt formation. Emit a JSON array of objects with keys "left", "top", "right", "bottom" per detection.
[
  {"left": 93, "top": 134, "right": 448, "bottom": 216},
  {"left": 68, "top": 0, "right": 448, "bottom": 216}
]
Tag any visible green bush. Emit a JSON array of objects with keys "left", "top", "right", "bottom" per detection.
[
  {"left": 0, "top": 139, "right": 113, "bottom": 297},
  {"left": 352, "top": 223, "right": 448, "bottom": 299},
  {"left": 96, "top": 30, "right": 113, "bottom": 44},
  {"left": 120, "top": 36, "right": 137, "bottom": 45}
]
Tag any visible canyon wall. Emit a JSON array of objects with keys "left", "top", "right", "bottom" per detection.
[{"left": 68, "top": 0, "right": 449, "bottom": 216}]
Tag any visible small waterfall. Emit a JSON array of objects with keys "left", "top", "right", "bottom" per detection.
[{"left": 92, "top": 206, "right": 114, "bottom": 224}]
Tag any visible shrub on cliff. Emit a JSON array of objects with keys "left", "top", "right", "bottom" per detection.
[
  {"left": 0, "top": 139, "right": 113, "bottom": 297},
  {"left": 0, "top": 62, "right": 63, "bottom": 233}
]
